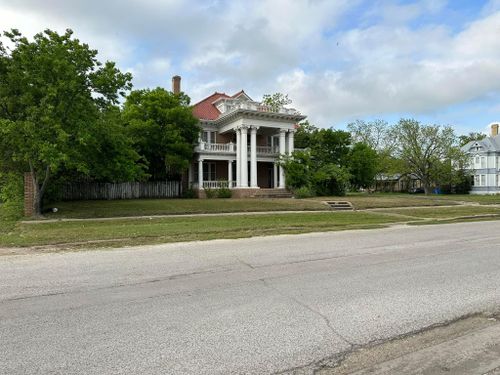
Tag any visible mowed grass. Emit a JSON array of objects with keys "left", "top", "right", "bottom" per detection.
[
  {"left": 378, "top": 205, "right": 500, "bottom": 219},
  {"left": 317, "top": 193, "right": 500, "bottom": 209},
  {"left": 35, "top": 194, "right": 500, "bottom": 221},
  {"left": 425, "top": 194, "right": 500, "bottom": 205},
  {"left": 313, "top": 193, "right": 459, "bottom": 209},
  {"left": 42, "top": 198, "right": 329, "bottom": 219},
  {"left": 0, "top": 211, "right": 402, "bottom": 249},
  {"left": 2, "top": 199, "right": 500, "bottom": 252}
]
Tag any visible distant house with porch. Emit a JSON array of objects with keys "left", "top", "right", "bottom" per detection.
[
  {"left": 461, "top": 123, "right": 500, "bottom": 195},
  {"left": 173, "top": 76, "right": 306, "bottom": 198}
]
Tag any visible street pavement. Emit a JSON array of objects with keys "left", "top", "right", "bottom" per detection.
[{"left": 1, "top": 221, "right": 500, "bottom": 374}]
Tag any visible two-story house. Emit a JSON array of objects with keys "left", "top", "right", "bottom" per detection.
[
  {"left": 461, "top": 123, "right": 500, "bottom": 194},
  {"left": 171, "top": 76, "right": 306, "bottom": 198}
]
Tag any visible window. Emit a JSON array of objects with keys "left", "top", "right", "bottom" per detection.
[
  {"left": 203, "top": 162, "right": 216, "bottom": 181},
  {"left": 474, "top": 175, "right": 480, "bottom": 186},
  {"left": 480, "top": 174, "right": 486, "bottom": 186},
  {"left": 475, "top": 156, "right": 480, "bottom": 165},
  {"left": 481, "top": 157, "right": 486, "bottom": 169},
  {"left": 202, "top": 131, "right": 217, "bottom": 144},
  {"left": 497, "top": 174, "right": 500, "bottom": 187}
]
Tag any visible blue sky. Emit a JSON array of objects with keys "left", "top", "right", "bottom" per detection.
[{"left": 1, "top": 0, "right": 499, "bottom": 135}]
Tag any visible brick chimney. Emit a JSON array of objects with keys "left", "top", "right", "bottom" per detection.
[
  {"left": 172, "top": 75, "right": 181, "bottom": 95},
  {"left": 491, "top": 123, "right": 499, "bottom": 137}
]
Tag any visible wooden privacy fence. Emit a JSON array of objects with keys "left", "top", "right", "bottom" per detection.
[{"left": 60, "top": 181, "right": 182, "bottom": 201}]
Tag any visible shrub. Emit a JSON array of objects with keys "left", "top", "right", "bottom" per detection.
[
  {"left": 204, "top": 187, "right": 217, "bottom": 199},
  {"left": 312, "top": 164, "right": 351, "bottom": 196},
  {"left": 182, "top": 188, "right": 196, "bottom": 199},
  {"left": 216, "top": 181, "right": 232, "bottom": 198},
  {"left": 294, "top": 186, "right": 314, "bottom": 198},
  {"left": 0, "top": 172, "right": 23, "bottom": 203}
]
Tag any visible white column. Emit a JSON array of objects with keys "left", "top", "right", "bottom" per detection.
[
  {"left": 273, "top": 163, "right": 278, "bottom": 188},
  {"left": 250, "top": 126, "right": 258, "bottom": 188},
  {"left": 287, "top": 129, "right": 295, "bottom": 155},
  {"left": 198, "top": 159, "right": 203, "bottom": 189},
  {"left": 227, "top": 160, "right": 233, "bottom": 188},
  {"left": 279, "top": 129, "right": 286, "bottom": 188},
  {"left": 236, "top": 129, "right": 241, "bottom": 188},
  {"left": 240, "top": 126, "right": 248, "bottom": 187}
]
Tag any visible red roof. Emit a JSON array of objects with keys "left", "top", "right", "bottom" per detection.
[
  {"left": 192, "top": 92, "right": 230, "bottom": 120},
  {"left": 192, "top": 90, "right": 251, "bottom": 120}
]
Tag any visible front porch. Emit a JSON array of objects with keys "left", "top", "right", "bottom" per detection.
[
  {"left": 190, "top": 160, "right": 283, "bottom": 196},
  {"left": 190, "top": 124, "right": 296, "bottom": 194}
]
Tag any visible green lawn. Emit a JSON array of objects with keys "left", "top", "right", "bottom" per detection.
[
  {"left": 315, "top": 193, "right": 500, "bottom": 209},
  {"left": 41, "top": 198, "right": 329, "bottom": 219},
  {"left": 424, "top": 194, "right": 500, "bottom": 205},
  {"left": 2, "top": 194, "right": 500, "bottom": 253},
  {"left": 377, "top": 206, "right": 500, "bottom": 219},
  {"left": 32, "top": 194, "right": 500, "bottom": 221},
  {"left": 313, "top": 193, "right": 458, "bottom": 209},
  {"left": 0, "top": 211, "right": 402, "bottom": 250}
]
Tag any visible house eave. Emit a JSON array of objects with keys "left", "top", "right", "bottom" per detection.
[{"left": 213, "top": 109, "right": 306, "bottom": 127}]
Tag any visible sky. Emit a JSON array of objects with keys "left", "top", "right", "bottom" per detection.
[{"left": 1, "top": 0, "right": 499, "bottom": 135}]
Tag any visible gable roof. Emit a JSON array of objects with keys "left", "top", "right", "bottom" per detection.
[
  {"left": 192, "top": 90, "right": 253, "bottom": 120},
  {"left": 462, "top": 135, "right": 500, "bottom": 153},
  {"left": 192, "top": 92, "right": 230, "bottom": 120}
]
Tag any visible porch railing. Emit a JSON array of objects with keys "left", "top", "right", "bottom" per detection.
[{"left": 192, "top": 181, "right": 236, "bottom": 189}]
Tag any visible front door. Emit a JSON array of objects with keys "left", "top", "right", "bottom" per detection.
[{"left": 267, "top": 164, "right": 273, "bottom": 188}]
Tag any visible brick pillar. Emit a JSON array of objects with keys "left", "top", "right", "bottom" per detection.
[{"left": 24, "top": 172, "right": 35, "bottom": 217}]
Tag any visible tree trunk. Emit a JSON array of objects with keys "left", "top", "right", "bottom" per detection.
[
  {"left": 422, "top": 180, "right": 432, "bottom": 195},
  {"left": 32, "top": 182, "right": 43, "bottom": 217},
  {"left": 29, "top": 163, "right": 50, "bottom": 217}
]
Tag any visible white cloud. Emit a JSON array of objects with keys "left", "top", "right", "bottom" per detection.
[
  {"left": 0, "top": 0, "right": 499, "bottom": 130},
  {"left": 275, "top": 10, "right": 500, "bottom": 127}
]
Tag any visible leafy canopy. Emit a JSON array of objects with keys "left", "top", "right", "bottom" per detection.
[
  {"left": 123, "top": 88, "right": 200, "bottom": 179},
  {"left": 0, "top": 28, "right": 140, "bottom": 214}
]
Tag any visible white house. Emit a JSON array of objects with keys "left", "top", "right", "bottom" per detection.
[
  {"left": 461, "top": 123, "right": 500, "bottom": 195},
  {"left": 172, "top": 76, "right": 306, "bottom": 198}
]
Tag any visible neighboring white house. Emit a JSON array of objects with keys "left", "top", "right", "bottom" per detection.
[
  {"left": 172, "top": 76, "right": 306, "bottom": 197},
  {"left": 461, "top": 123, "right": 500, "bottom": 195}
]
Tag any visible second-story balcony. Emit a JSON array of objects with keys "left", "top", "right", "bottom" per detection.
[{"left": 195, "top": 142, "right": 280, "bottom": 155}]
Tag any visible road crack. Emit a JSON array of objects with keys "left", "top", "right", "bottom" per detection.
[{"left": 260, "top": 278, "right": 353, "bottom": 347}]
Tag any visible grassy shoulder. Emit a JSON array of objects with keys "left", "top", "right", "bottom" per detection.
[
  {"left": 2, "top": 195, "right": 500, "bottom": 253},
  {"left": 0, "top": 211, "right": 403, "bottom": 250},
  {"left": 41, "top": 198, "right": 329, "bottom": 219},
  {"left": 377, "top": 206, "right": 500, "bottom": 219},
  {"left": 315, "top": 193, "right": 500, "bottom": 209}
]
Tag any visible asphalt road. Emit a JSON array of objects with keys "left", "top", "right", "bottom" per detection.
[{"left": 1, "top": 221, "right": 500, "bottom": 374}]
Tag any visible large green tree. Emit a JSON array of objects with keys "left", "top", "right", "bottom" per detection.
[
  {"left": 0, "top": 29, "right": 141, "bottom": 216},
  {"left": 123, "top": 88, "right": 200, "bottom": 180},
  {"left": 392, "top": 119, "right": 464, "bottom": 194},
  {"left": 309, "top": 128, "right": 351, "bottom": 166},
  {"left": 348, "top": 142, "right": 379, "bottom": 189},
  {"left": 281, "top": 127, "right": 352, "bottom": 196}
]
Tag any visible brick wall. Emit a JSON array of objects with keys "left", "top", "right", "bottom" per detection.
[{"left": 24, "top": 172, "right": 34, "bottom": 217}]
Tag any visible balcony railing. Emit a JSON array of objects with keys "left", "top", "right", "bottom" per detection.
[
  {"left": 222, "top": 102, "right": 300, "bottom": 115},
  {"left": 196, "top": 142, "right": 280, "bottom": 155},
  {"left": 255, "top": 146, "right": 280, "bottom": 154},
  {"left": 196, "top": 142, "right": 236, "bottom": 152}
]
